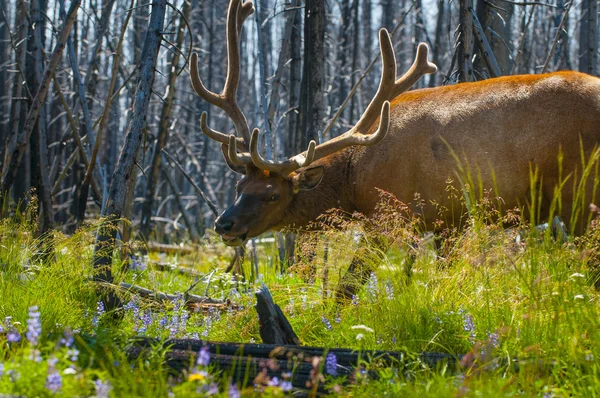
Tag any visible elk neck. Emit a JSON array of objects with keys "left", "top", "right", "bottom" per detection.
[{"left": 280, "top": 149, "right": 358, "bottom": 230}]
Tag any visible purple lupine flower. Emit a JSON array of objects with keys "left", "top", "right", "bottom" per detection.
[
  {"left": 159, "top": 315, "right": 168, "bottom": 328},
  {"left": 191, "top": 332, "right": 199, "bottom": 339},
  {"left": 385, "top": 282, "right": 394, "bottom": 299},
  {"left": 202, "top": 315, "right": 212, "bottom": 338},
  {"left": 228, "top": 383, "right": 241, "bottom": 398},
  {"left": 130, "top": 256, "right": 147, "bottom": 271},
  {"left": 268, "top": 376, "right": 280, "bottom": 387},
  {"left": 280, "top": 381, "right": 293, "bottom": 392},
  {"left": 325, "top": 352, "right": 338, "bottom": 376},
  {"left": 334, "top": 312, "right": 341, "bottom": 324},
  {"left": 462, "top": 313, "right": 476, "bottom": 342},
  {"left": 196, "top": 346, "right": 210, "bottom": 367},
  {"left": 352, "top": 295, "right": 359, "bottom": 307},
  {"left": 0, "top": 363, "right": 4, "bottom": 376},
  {"left": 138, "top": 311, "right": 152, "bottom": 335},
  {"left": 169, "top": 313, "right": 180, "bottom": 338},
  {"left": 124, "top": 298, "right": 138, "bottom": 312},
  {"left": 7, "top": 328, "right": 20, "bottom": 343},
  {"left": 26, "top": 305, "right": 41, "bottom": 346},
  {"left": 321, "top": 315, "right": 333, "bottom": 331},
  {"left": 60, "top": 328, "right": 74, "bottom": 348},
  {"left": 92, "top": 301, "right": 105, "bottom": 328},
  {"left": 94, "top": 379, "right": 111, "bottom": 398},
  {"left": 68, "top": 348, "right": 79, "bottom": 363},
  {"left": 392, "top": 335, "right": 397, "bottom": 344},
  {"left": 180, "top": 309, "right": 189, "bottom": 333},
  {"left": 366, "top": 272, "right": 378, "bottom": 299},
  {"left": 487, "top": 332, "right": 499, "bottom": 348},
  {"left": 45, "top": 370, "right": 62, "bottom": 392}
]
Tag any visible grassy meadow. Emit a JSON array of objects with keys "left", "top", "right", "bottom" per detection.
[{"left": 2, "top": 177, "right": 600, "bottom": 397}]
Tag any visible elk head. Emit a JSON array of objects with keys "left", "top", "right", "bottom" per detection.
[{"left": 190, "top": 0, "right": 436, "bottom": 246}]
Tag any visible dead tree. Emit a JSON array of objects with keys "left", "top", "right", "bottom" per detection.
[
  {"left": 92, "top": 0, "right": 167, "bottom": 309},
  {"left": 580, "top": 0, "right": 598, "bottom": 75},
  {"left": 299, "top": 0, "right": 325, "bottom": 149},
  {"left": 456, "top": 0, "right": 475, "bottom": 82},
  {"left": 140, "top": 0, "right": 191, "bottom": 242},
  {"left": 0, "top": 0, "right": 82, "bottom": 210}
]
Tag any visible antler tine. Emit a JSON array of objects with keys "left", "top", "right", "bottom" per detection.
[
  {"left": 200, "top": 112, "right": 246, "bottom": 149},
  {"left": 226, "top": 134, "right": 253, "bottom": 166},
  {"left": 190, "top": 0, "right": 253, "bottom": 148},
  {"left": 248, "top": 129, "right": 317, "bottom": 175}
]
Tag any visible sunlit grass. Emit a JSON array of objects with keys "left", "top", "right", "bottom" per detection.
[{"left": 2, "top": 166, "right": 600, "bottom": 395}]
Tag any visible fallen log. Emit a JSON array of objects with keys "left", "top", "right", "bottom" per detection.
[
  {"left": 126, "top": 338, "right": 458, "bottom": 392},
  {"left": 99, "top": 282, "right": 242, "bottom": 312}
]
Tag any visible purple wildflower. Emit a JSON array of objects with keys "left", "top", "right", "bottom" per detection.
[
  {"left": 45, "top": 370, "right": 62, "bottom": 392},
  {"left": 392, "top": 335, "right": 397, "bottom": 344},
  {"left": 94, "top": 379, "right": 112, "bottom": 398},
  {"left": 130, "top": 256, "right": 147, "bottom": 271},
  {"left": 321, "top": 315, "right": 333, "bottom": 331},
  {"left": 280, "top": 380, "right": 293, "bottom": 392},
  {"left": 228, "top": 383, "right": 241, "bottom": 398},
  {"left": 196, "top": 346, "right": 210, "bottom": 367},
  {"left": 60, "top": 328, "right": 74, "bottom": 348},
  {"left": 462, "top": 313, "right": 476, "bottom": 342},
  {"left": 325, "top": 352, "right": 338, "bottom": 376},
  {"left": 268, "top": 376, "right": 280, "bottom": 387},
  {"left": 138, "top": 311, "right": 152, "bottom": 335},
  {"left": 487, "top": 332, "right": 499, "bottom": 348},
  {"left": 7, "top": 328, "right": 20, "bottom": 343},
  {"left": 352, "top": 295, "right": 359, "bottom": 307},
  {"left": 92, "top": 301, "right": 105, "bottom": 328},
  {"left": 385, "top": 282, "right": 395, "bottom": 299},
  {"left": 68, "top": 348, "right": 79, "bottom": 363},
  {"left": 0, "top": 363, "right": 4, "bottom": 376},
  {"left": 366, "top": 272, "right": 378, "bottom": 299},
  {"left": 335, "top": 312, "right": 341, "bottom": 324},
  {"left": 26, "top": 305, "right": 41, "bottom": 346}
]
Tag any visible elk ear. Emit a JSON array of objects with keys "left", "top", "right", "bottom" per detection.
[{"left": 292, "top": 166, "right": 324, "bottom": 192}]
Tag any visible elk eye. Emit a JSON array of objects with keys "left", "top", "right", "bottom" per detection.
[{"left": 269, "top": 194, "right": 280, "bottom": 202}]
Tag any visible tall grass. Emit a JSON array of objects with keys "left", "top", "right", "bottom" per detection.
[{"left": 1, "top": 153, "right": 600, "bottom": 396}]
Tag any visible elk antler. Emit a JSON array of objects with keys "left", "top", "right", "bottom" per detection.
[
  {"left": 242, "top": 28, "right": 437, "bottom": 175},
  {"left": 190, "top": 0, "right": 254, "bottom": 151}
]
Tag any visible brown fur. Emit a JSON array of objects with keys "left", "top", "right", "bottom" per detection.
[{"left": 216, "top": 71, "right": 600, "bottom": 243}]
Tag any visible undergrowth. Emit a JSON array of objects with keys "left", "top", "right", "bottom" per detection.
[{"left": 2, "top": 177, "right": 600, "bottom": 396}]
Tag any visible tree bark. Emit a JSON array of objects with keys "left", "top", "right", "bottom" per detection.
[
  {"left": 92, "top": 0, "right": 166, "bottom": 300},
  {"left": 580, "top": 0, "right": 598, "bottom": 74},
  {"left": 0, "top": 0, "right": 81, "bottom": 208},
  {"left": 299, "top": 0, "right": 325, "bottom": 150},
  {"left": 457, "top": 0, "right": 475, "bottom": 82},
  {"left": 140, "top": 0, "right": 190, "bottom": 242}
]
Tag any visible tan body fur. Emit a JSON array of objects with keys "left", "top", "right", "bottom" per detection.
[{"left": 284, "top": 72, "right": 600, "bottom": 233}]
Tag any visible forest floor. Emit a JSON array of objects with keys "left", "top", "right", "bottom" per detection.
[{"left": 1, "top": 197, "right": 600, "bottom": 397}]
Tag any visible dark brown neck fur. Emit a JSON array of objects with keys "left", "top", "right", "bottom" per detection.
[{"left": 279, "top": 150, "right": 357, "bottom": 230}]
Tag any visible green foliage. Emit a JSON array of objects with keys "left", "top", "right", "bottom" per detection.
[{"left": 2, "top": 172, "right": 600, "bottom": 396}]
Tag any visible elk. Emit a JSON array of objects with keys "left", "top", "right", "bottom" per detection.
[{"left": 191, "top": 0, "right": 600, "bottom": 297}]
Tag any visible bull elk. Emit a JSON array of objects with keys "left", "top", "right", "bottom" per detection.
[{"left": 191, "top": 0, "right": 600, "bottom": 297}]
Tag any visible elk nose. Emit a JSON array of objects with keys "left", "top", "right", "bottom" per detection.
[{"left": 215, "top": 217, "right": 234, "bottom": 234}]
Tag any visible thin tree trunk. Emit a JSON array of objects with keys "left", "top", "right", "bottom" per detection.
[
  {"left": 287, "top": 2, "right": 301, "bottom": 154},
  {"left": 457, "top": 0, "right": 474, "bottom": 82},
  {"left": 92, "top": 0, "right": 166, "bottom": 303},
  {"left": 140, "top": 0, "right": 190, "bottom": 241},
  {"left": 580, "top": 0, "right": 598, "bottom": 74},
  {"left": 0, "top": 0, "right": 82, "bottom": 207},
  {"left": 299, "top": 0, "right": 325, "bottom": 150}
]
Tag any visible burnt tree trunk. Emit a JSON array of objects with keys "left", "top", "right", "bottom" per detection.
[
  {"left": 0, "top": 0, "right": 81, "bottom": 208},
  {"left": 299, "top": 0, "right": 325, "bottom": 150},
  {"left": 580, "top": 0, "right": 598, "bottom": 75},
  {"left": 92, "top": 0, "right": 166, "bottom": 308},
  {"left": 457, "top": 0, "right": 474, "bottom": 82},
  {"left": 140, "top": 0, "right": 190, "bottom": 242}
]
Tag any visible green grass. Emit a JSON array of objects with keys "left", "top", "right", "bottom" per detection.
[{"left": 2, "top": 190, "right": 600, "bottom": 396}]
